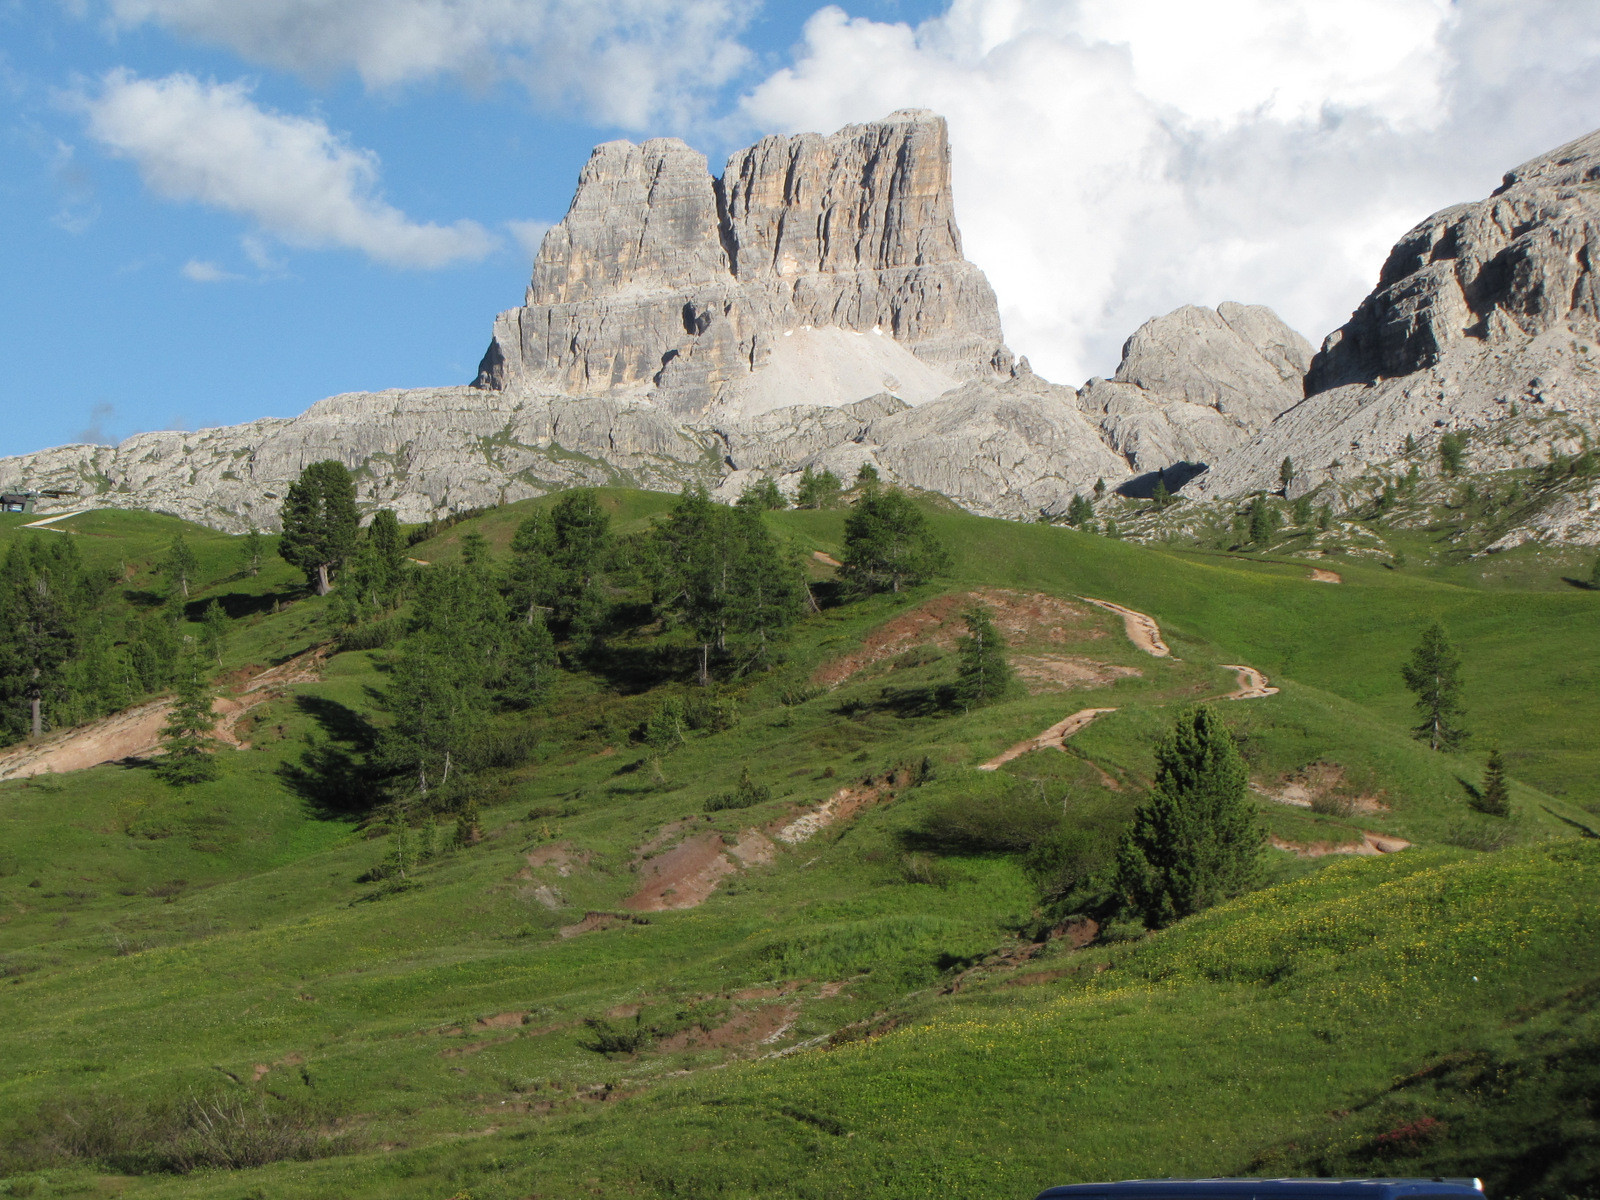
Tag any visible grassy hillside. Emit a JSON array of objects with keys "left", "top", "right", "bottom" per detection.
[{"left": 1, "top": 492, "right": 1596, "bottom": 1199}]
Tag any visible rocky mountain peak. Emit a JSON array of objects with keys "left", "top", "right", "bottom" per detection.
[{"left": 475, "top": 110, "right": 1009, "bottom": 414}]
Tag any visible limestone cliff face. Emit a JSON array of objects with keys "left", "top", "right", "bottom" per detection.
[
  {"left": 476, "top": 110, "right": 1010, "bottom": 416},
  {"left": 1195, "top": 128, "right": 1600, "bottom": 502}
]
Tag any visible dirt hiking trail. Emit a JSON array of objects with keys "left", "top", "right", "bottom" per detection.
[
  {"left": 0, "top": 645, "right": 327, "bottom": 781},
  {"left": 1080, "top": 598, "right": 1169, "bottom": 657},
  {"left": 1220, "top": 665, "right": 1279, "bottom": 700},
  {"left": 1270, "top": 832, "right": 1410, "bottom": 857},
  {"left": 979, "top": 708, "right": 1118, "bottom": 770}
]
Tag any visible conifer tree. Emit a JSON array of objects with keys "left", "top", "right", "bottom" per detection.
[
  {"left": 1093, "top": 477, "right": 1107, "bottom": 500},
  {"left": 0, "top": 537, "right": 90, "bottom": 739},
  {"left": 460, "top": 530, "right": 489, "bottom": 568},
  {"left": 1476, "top": 746, "right": 1511, "bottom": 817},
  {"left": 367, "top": 509, "right": 406, "bottom": 597},
  {"left": 839, "top": 488, "right": 950, "bottom": 595},
  {"left": 200, "top": 599, "right": 229, "bottom": 666},
  {"left": 1114, "top": 706, "right": 1261, "bottom": 927},
  {"left": 1439, "top": 431, "right": 1466, "bottom": 476},
  {"left": 795, "top": 466, "right": 843, "bottom": 509},
  {"left": 854, "top": 462, "right": 880, "bottom": 492},
  {"left": 1247, "top": 495, "right": 1280, "bottom": 545},
  {"left": 377, "top": 638, "right": 484, "bottom": 805},
  {"left": 1401, "top": 622, "right": 1468, "bottom": 751},
  {"left": 277, "top": 460, "right": 359, "bottom": 594},
  {"left": 952, "top": 604, "right": 1014, "bottom": 708},
  {"left": 737, "top": 476, "right": 786, "bottom": 511},
  {"left": 1292, "top": 494, "right": 1313, "bottom": 525},
  {"left": 505, "top": 510, "right": 556, "bottom": 624},
  {"left": 547, "top": 490, "right": 611, "bottom": 636},
  {"left": 1279, "top": 456, "right": 1295, "bottom": 491},
  {"left": 162, "top": 536, "right": 198, "bottom": 599},
  {"left": 1152, "top": 478, "right": 1173, "bottom": 509},
  {"left": 501, "top": 610, "right": 558, "bottom": 709},
  {"left": 645, "top": 695, "right": 686, "bottom": 756},
  {"left": 157, "top": 653, "right": 220, "bottom": 785},
  {"left": 1066, "top": 494, "right": 1094, "bottom": 526},
  {"left": 240, "top": 527, "right": 265, "bottom": 577}
]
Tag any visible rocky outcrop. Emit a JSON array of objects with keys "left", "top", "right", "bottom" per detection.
[
  {"left": 1076, "top": 303, "right": 1313, "bottom": 473},
  {"left": 1196, "top": 128, "right": 1600, "bottom": 500},
  {"left": 477, "top": 109, "right": 1010, "bottom": 418},
  {"left": 0, "top": 390, "right": 721, "bottom": 532}
]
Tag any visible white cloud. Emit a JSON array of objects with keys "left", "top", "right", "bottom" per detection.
[
  {"left": 101, "top": 0, "right": 751, "bottom": 130},
  {"left": 78, "top": 70, "right": 495, "bottom": 268},
  {"left": 181, "top": 258, "right": 243, "bottom": 282},
  {"left": 739, "top": 0, "right": 1600, "bottom": 384},
  {"left": 507, "top": 219, "right": 552, "bottom": 264}
]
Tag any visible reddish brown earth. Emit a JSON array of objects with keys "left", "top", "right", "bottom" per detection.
[
  {"left": 655, "top": 1004, "right": 798, "bottom": 1053},
  {"left": 813, "top": 588, "right": 1101, "bottom": 688}
]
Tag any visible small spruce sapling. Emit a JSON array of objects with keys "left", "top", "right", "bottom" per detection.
[
  {"left": 952, "top": 604, "right": 1014, "bottom": 709},
  {"left": 157, "top": 653, "right": 220, "bottom": 785},
  {"left": 1475, "top": 746, "right": 1511, "bottom": 818},
  {"left": 1279, "top": 456, "right": 1295, "bottom": 492},
  {"left": 1113, "top": 706, "right": 1262, "bottom": 927}
]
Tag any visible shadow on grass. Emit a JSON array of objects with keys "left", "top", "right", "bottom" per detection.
[
  {"left": 184, "top": 591, "right": 287, "bottom": 621},
  {"left": 1560, "top": 577, "right": 1598, "bottom": 591},
  {"left": 276, "top": 695, "right": 382, "bottom": 818},
  {"left": 837, "top": 684, "right": 954, "bottom": 720}
]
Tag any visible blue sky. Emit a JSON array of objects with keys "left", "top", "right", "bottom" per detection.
[{"left": 4, "top": 1, "right": 1600, "bottom": 459}]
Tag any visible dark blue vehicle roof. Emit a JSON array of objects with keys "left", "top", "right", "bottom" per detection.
[{"left": 1036, "top": 1180, "right": 1484, "bottom": 1200}]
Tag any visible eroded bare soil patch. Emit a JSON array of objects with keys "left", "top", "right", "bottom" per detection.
[{"left": 813, "top": 588, "right": 1102, "bottom": 689}]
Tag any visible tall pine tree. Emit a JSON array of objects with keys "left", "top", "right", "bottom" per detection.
[
  {"left": 0, "top": 537, "right": 93, "bottom": 740},
  {"left": 1401, "top": 622, "right": 1467, "bottom": 751},
  {"left": 839, "top": 488, "right": 950, "bottom": 595},
  {"left": 1114, "top": 706, "right": 1261, "bottom": 927},
  {"left": 278, "top": 460, "right": 359, "bottom": 594},
  {"left": 162, "top": 536, "right": 198, "bottom": 599}
]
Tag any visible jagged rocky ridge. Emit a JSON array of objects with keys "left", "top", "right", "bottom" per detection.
[{"left": 1192, "top": 127, "right": 1600, "bottom": 545}]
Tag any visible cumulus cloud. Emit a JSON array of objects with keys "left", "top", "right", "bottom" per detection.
[
  {"left": 78, "top": 70, "right": 495, "bottom": 268},
  {"left": 181, "top": 258, "right": 243, "bottom": 282},
  {"left": 101, "top": 0, "right": 751, "bottom": 130},
  {"left": 739, "top": 0, "right": 1600, "bottom": 384}
]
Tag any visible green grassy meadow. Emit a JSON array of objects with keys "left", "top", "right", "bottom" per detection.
[{"left": 1, "top": 492, "right": 1596, "bottom": 1199}]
